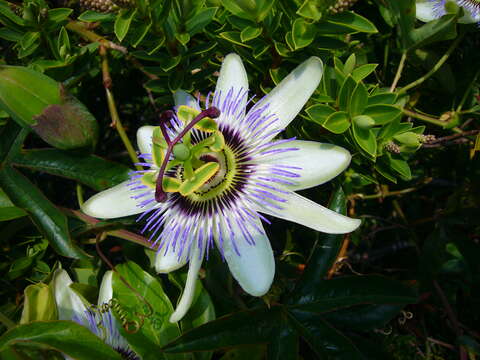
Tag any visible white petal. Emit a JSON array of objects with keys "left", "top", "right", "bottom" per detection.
[
  {"left": 81, "top": 180, "right": 155, "bottom": 219},
  {"left": 52, "top": 269, "right": 87, "bottom": 321},
  {"left": 257, "top": 191, "right": 361, "bottom": 234},
  {"left": 136, "top": 125, "right": 155, "bottom": 155},
  {"left": 248, "top": 57, "right": 323, "bottom": 142},
  {"left": 458, "top": 2, "right": 480, "bottom": 23},
  {"left": 257, "top": 140, "right": 351, "bottom": 191},
  {"left": 215, "top": 53, "right": 249, "bottom": 123},
  {"left": 169, "top": 246, "right": 203, "bottom": 323},
  {"left": 155, "top": 246, "right": 188, "bottom": 273},
  {"left": 217, "top": 216, "right": 275, "bottom": 296},
  {"left": 97, "top": 271, "right": 113, "bottom": 306},
  {"left": 416, "top": 0, "right": 439, "bottom": 22},
  {"left": 174, "top": 90, "right": 200, "bottom": 110}
]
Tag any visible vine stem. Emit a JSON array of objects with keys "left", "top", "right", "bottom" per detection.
[
  {"left": 402, "top": 108, "right": 450, "bottom": 127},
  {"left": 390, "top": 52, "right": 407, "bottom": 92},
  {"left": 66, "top": 21, "right": 127, "bottom": 53},
  {"left": 99, "top": 46, "right": 142, "bottom": 171},
  {"left": 0, "top": 311, "right": 15, "bottom": 330},
  {"left": 397, "top": 34, "right": 464, "bottom": 95}
]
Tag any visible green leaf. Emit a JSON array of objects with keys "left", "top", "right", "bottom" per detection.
[
  {"left": 305, "top": 104, "right": 336, "bottom": 125},
  {"left": 363, "top": 104, "right": 402, "bottom": 125},
  {"left": 292, "top": 275, "right": 417, "bottom": 312},
  {"left": 0, "top": 27, "right": 23, "bottom": 42},
  {"left": 47, "top": 8, "right": 73, "bottom": 23},
  {"left": 287, "top": 311, "right": 366, "bottom": 360},
  {"left": 388, "top": 155, "right": 412, "bottom": 180},
  {"left": 12, "top": 149, "right": 131, "bottom": 191},
  {"left": 219, "top": 31, "right": 250, "bottom": 47},
  {"left": 292, "top": 18, "right": 316, "bottom": 49},
  {"left": 186, "top": 7, "right": 217, "bottom": 35},
  {"left": 112, "top": 261, "right": 182, "bottom": 360},
  {"left": 297, "top": 0, "right": 323, "bottom": 21},
  {"left": 383, "top": 0, "right": 415, "bottom": 50},
  {"left": 323, "top": 111, "right": 351, "bottom": 134},
  {"left": 114, "top": 8, "right": 137, "bottom": 42},
  {"left": 0, "top": 187, "right": 27, "bottom": 221},
  {"left": 351, "top": 64, "right": 377, "bottom": 82},
  {"left": 162, "top": 307, "right": 281, "bottom": 353},
  {"left": 337, "top": 75, "right": 356, "bottom": 111},
  {"left": 267, "top": 325, "right": 298, "bottom": 360},
  {"left": 57, "top": 27, "right": 70, "bottom": 58},
  {"left": 292, "top": 187, "right": 347, "bottom": 303},
  {"left": 0, "top": 321, "right": 122, "bottom": 360},
  {"left": 352, "top": 121, "right": 377, "bottom": 157},
  {"left": 409, "top": 14, "right": 457, "bottom": 50},
  {"left": 343, "top": 54, "right": 356, "bottom": 75},
  {"left": 20, "top": 31, "right": 40, "bottom": 50},
  {"left": 367, "top": 93, "right": 397, "bottom": 105},
  {"left": 78, "top": 10, "right": 115, "bottom": 22},
  {"left": 318, "top": 11, "right": 378, "bottom": 34},
  {"left": 0, "top": 1, "right": 25, "bottom": 26},
  {"left": 240, "top": 26, "right": 262, "bottom": 42},
  {"left": 349, "top": 82, "right": 368, "bottom": 117},
  {"left": 221, "top": 0, "right": 276, "bottom": 22},
  {"left": 0, "top": 166, "right": 89, "bottom": 260}
]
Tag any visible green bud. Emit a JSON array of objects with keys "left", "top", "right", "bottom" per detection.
[
  {"left": 173, "top": 143, "right": 191, "bottom": 161},
  {"left": 0, "top": 66, "right": 99, "bottom": 150},
  {"left": 20, "top": 283, "right": 57, "bottom": 324},
  {"left": 353, "top": 115, "right": 375, "bottom": 129},
  {"left": 393, "top": 132, "right": 421, "bottom": 147}
]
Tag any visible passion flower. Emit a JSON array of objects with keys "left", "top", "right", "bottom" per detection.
[
  {"left": 82, "top": 54, "right": 361, "bottom": 322},
  {"left": 416, "top": 0, "right": 480, "bottom": 23}
]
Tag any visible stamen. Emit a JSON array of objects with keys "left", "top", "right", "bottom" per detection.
[{"left": 155, "top": 107, "right": 221, "bottom": 202}]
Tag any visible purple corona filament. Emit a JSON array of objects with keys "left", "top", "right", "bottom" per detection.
[{"left": 154, "top": 107, "right": 221, "bottom": 202}]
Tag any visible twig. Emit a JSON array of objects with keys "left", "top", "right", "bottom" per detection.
[
  {"left": 390, "top": 52, "right": 407, "bottom": 92},
  {"left": 351, "top": 178, "right": 432, "bottom": 200},
  {"left": 66, "top": 21, "right": 127, "bottom": 54},
  {"left": 398, "top": 34, "right": 464, "bottom": 95},
  {"left": 61, "top": 207, "right": 155, "bottom": 249},
  {"left": 403, "top": 109, "right": 449, "bottom": 127},
  {"left": 427, "top": 337, "right": 456, "bottom": 351},
  {"left": 425, "top": 130, "right": 479, "bottom": 145},
  {"left": 99, "top": 46, "right": 142, "bottom": 170}
]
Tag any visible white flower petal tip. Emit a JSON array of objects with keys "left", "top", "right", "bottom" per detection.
[
  {"left": 168, "top": 247, "right": 203, "bottom": 323},
  {"left": 154, "top": 248, "right": 188, "bottom": 274},
  {"left": 249, "top": 57, "right": 323, "bottom": 140},
  {"left": 81, "top": 180, "right": 149, "bottom": 219},
  {"left": 219, "top": 218, "right": 275, "bottom": 297},
  {"left": 174, "top": 90, "right": 200, "bottom": 109},
  {"left": 52, "top": 269, "right": 87, "bottom": 321},
  {"left": 258, "top": 192, "right": 361, "bottom": 235},
  {"left": 136, "top": 125, "right": 156, "bottom": 155},
  {"left": 415, "top": 0, "right": 438, "bottom": 22},
  {"left": 98, "top": 271, "right": 113, "bottom": 305},
  {"left": 258, "top": 141, "right": 351, "bottom": 191}
]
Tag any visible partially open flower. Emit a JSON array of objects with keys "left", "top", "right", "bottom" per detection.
[
  {"left": 416, "top": 0, "right": 480, "bottom": 23},
  {"left": 82, "top": 53, "right": 361, "bottom": 322},
  {"left": 52, "top": 270, "right": 138, "bottom": 360}
]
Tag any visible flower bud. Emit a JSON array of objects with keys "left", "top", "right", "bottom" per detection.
[
  {"left": 393, "top": 132, "right": 421, "bottom": 147},
  {"left": 353, "top": 115, "right": 375, "bottom": 129},
  {"left": 0, "top": 66, "right": 98, "bottom": 150}
]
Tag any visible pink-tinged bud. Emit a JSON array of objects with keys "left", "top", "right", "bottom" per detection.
[
  {"left": 204, "top": 106, "right": 220, "bottom": 119},
  {"left": 0, "top": 66, "right": 98, "bottom": 150}
]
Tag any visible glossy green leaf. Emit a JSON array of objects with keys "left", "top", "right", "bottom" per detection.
[
  {"left": 240, "top": 26, "right": 262, "bottom": 42},
  {"left": 323, "top": 111, "right": 351, "bottom": 134},
  {"left": 318, "top": 11, "right": 378, "bottom": 34},
  {"left": 12, "top": 149, "right": 131, "bottom": 191},
  {"left": 0, "top": 321, "right": 122, "bottom": 359},
  {"left": 337, "top": 75, "right": 356, "bottom": 111},
  {"left": 162, "top": 307, "right": 281, "bottom": 353},
  {"left": 383, "top": 0, "right": 415, "bottom": 50},
  {"left": 352, "top": 121, "right": 377, "bottom": 157},
  {"left": 78, "top": 10, "right": 115, "bottom": 22},
  {"left": 114, "top": 8, "right": 137, "bottom": 42},
  {"left": 267, "top": 324, "right": 298, "bottom": 360},
  {"left": 221, "top": 0, "right": 276, "bottom": 22},
  {"left": 292, "top": 275, "right": 417, "bottom": 311},
  {"left": 112, "top": 261, "right": 183, "bottom": 360},
  {"left": 349, "top": 82, "right": 368, "bottom": 117},
  {"left": 388, "top": 155, "right": 412, "bottom": 180},
  {"left": 351, "top": 64, "right": 377, "bottom": 82},
  {"left": 363, "top": 104, "right": 401, "bottom": 125},
  {"left": 186, "top": 7, "right": 217, "bottom": 35},
  {"left": 367, "top": 93, "right": 397, "bottom": 105},
  {"left": 343, "top": 54, "right": 356, "bottom": 75},
  {"left": 409, "top": 14, "right": 457, "bottom": 50},
  {"left": 305, "top": 104, "right": 336, "bottom": 125},
  {"left": 296, "top": 0, "right": 323, "bottom": 21},
  {"left": 219, "top": 31, "right": 250, "bottom": 47},
  {"left": 47, "top": 8, "right": 73, "bottom": 23},
  {"left": 0, "top": 166, "right": 89, "bottom": 260},
  {"left": 292, "top": 18, "right": 316, "bottom": 49},
  {"left": 0, "top": 187, "right": 27, "bottom": 221}
]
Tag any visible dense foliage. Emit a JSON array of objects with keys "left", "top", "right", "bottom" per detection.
[{"left": 0, "top": 0, "right": 479, "bottom": 359}]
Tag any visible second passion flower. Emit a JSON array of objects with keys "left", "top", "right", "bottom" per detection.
[{"left": 82, "top": 53, "right": 361, "bottom": 322}]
